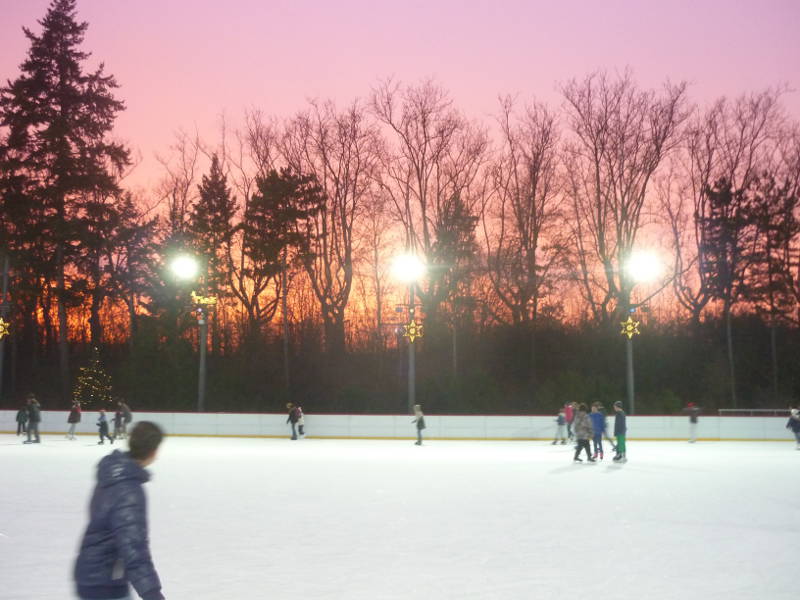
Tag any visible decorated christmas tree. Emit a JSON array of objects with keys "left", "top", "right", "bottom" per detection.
[{"left": 72, "top": 347, "right": 113, "bottom": 408}]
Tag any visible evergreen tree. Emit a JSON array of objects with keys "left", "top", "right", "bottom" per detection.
[
  {"left": 187, "top": 154, "right": 236, "bottom": 297},
  {"left": 72, "top": 347, "right": 113, "bottom": 408},
  {"left": 0, "top": 0, "right": 130, "bottom": 400}
]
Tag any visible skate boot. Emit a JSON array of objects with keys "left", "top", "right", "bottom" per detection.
[
  {"left": 612, "top": 454, "right": 621, "bottom": 462},
  {"left": 588, "top": 457, "right": 596, "bottom": 462},
  {"left": 592, "top": 453, "right": 598, "bottom": 460},
  {"left": 574, "top": 457, "right": 583, "bottom": 463},
  {"left": 560, "top": 440, "right": 566, "bottom": 445},
  {"left": 599, "top": 452, "right": 604, "bottom": 460},
  {"left": 552, "top": 440, "right": 558, "bottom": 445}
]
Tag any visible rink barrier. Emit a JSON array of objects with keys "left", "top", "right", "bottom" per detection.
[{"left": 0, "top": 411, "right": 794, "bottom": 441}]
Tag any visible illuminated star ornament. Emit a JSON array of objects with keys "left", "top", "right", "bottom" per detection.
[
  {"left": 0, "top": 317, "right": 10, "bottom": 339},
  {"left": 403, "top": 320, "right": 423, "bottom": 343},
  {"left": 620, "top": 316, "right": 641, "bottom": 339}
]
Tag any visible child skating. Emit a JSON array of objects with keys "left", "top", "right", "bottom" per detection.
[
  {"left": 613, "top": 401, "right": 627, "bottom": 462},
  {"left": 552, "top": 409, "right": 567, "bottom": 444},
  {"left": 573, "top": 404, "right": 594, "bottom": 462},
  {"left": 97, "top": 409, "right": 114, "bottom": 445},
  {"left": 589, "top": 404, "right": 606, "bottom": 460}
]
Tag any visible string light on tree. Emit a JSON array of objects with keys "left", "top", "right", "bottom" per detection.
[
  {"left": 0, "top": 317, "right": 10, "bottom": 339},
  {"left": 72, "top": 347, "right": 113, "bottom": 408}
]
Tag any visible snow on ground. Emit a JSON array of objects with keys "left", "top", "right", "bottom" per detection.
[{"left": 1, "top": 434, "right": 798, "bottom": 600}]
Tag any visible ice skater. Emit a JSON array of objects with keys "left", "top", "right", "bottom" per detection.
[
  {"left": 683, "top": 402, "right": 701, "bottom": 442},
  {"left": 117, "top": 399, "right": 133, "bottom": 439},
  {"left": 97, "top": 409, "right": 114, "bottom": 445},
  {"left": 564, "top": 402, "right": 575, "bottom": 440},
  {"left": 74, "top": 421, "right": 166, "bottom": 600},
  {"left": 412, "top": 404, "right": 426, "bottom": 445},
  {"left": 552, "top": 409, "right": 567, "bottom": 444},
  {"left": 67, "top": 401, "right": 81, "bottom": 440},
  {"left": 296, "top": 404, "right": 306, "bottom": 437},
  {"left": 612, "top": 401, "right": 627, "bottom": 462},
  {"left": 589, "top": 404, "right": 606, "bottom": 460},
  {"left": 786, "top": 408, "right": 800, "bottom": 450},
  {"left": 15, "top": 402, "right": 28, "bottom": 436},
  {"left": 573, "top": 404, "right": 595, "bottom": 462},
  {"left": 113, "top": 407, "right": 125, "bottom": 440},
  {"left": 24, "top": 393, "right": 41, "bottom": 444},
  {"left": 286, "top": 403, "right": 302, "bottom": 440}
]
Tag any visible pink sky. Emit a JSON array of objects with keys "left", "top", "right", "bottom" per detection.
[{"left": 2, "top": 0, "right": 799, "bottom": 190}]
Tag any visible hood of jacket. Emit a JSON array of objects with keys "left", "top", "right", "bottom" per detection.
[{"left": 97, "top": 450, "right": 150, "bottom": 490}]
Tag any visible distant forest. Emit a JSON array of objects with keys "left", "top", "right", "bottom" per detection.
[{"left": 1, "top": 0, "right": 799, "bottom": 414}]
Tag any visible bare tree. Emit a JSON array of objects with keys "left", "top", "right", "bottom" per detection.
[
  {"left": 665, "top": 90, "right": 786, "bottom": 324},
  {"left": 281, "top": 99, "right": 382, "bottom": 356},
  {"left": 371, "top": 79, "right": 489, "bottom": 326},
  {"left": 562, "top": 70, "right": 688, "bottom": 322},
  {"left": 481, "top": 96, "right": 567, "bottom": 394}
]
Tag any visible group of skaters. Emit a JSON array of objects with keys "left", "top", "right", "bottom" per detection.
[
  {"left": 15, "top": 395, "right": 133, "bottom": 444},
  {"left": 554, "top": 401, "right": 627, "bottom": 463}
]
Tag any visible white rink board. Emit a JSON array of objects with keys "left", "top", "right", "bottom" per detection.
[
  {"left": 0, "top": 410, "right": 794, "bottom": 440},
  {"left": 0, "top": 436, "right": 797, "bottom": 600}
]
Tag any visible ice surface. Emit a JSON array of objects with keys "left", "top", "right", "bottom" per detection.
[{"left": 1, "top": 434, "right": 797, "bottom": 600}]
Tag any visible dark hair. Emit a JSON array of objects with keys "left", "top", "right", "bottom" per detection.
[
  {"left": 129, "top": 421, "right": 165, "bottom": 460},
  {"left": 578, "top": 403, "right": 588, "bottom": 412},
  {"left": 26, "top": 392, "right": 35, "bottom": 400}
]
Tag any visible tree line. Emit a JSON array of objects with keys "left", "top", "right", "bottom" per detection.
[{"left": 1, "top": 0, "right": 799, "bottom": 413}]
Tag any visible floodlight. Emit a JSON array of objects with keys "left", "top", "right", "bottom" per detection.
[
  {"left": 391, "top": 253, "right": 426, "bottom": 283},
  {"left": 625, "top": 251, "right": 662, "bottom": 284},
  {"left": 170, "top": 254, "right": 199, "bottom": 281}
]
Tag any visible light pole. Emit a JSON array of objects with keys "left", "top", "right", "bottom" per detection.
[
  {"left": 392, "top": 253, "right": 426, "bottom": 415},
  {"left": 621, "top": 251, "right": 664, "bottom": 416},
  {"left": 170, "top": 254, "right": 216, "bottom": 412}
]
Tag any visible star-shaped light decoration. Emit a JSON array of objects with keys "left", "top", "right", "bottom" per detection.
[
  {"left": 403, "top": 320, "right": 423, "bottom": 343},
  {"left": 620, "top": 315, "right": 641, "bottom": 339},
  {"left": 0, "top": 317, "right": 10, "bottom": 340},
  {"left": 191, "top": 291, "right": 218, "bottom": 308}
]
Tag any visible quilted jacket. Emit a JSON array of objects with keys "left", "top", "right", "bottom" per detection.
[{"left": 74, "top": 450, "right": 164, "bottom": 600}]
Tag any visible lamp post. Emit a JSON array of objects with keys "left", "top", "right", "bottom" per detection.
[
  {"left": 392, "top": 253, "right": 426, "bottom": 415},
  {"left": 170, "top": 254, "right": 215, "bottom": 412},
  {"left": 621, "top": 251, "right": 663, "bottom": 416}
]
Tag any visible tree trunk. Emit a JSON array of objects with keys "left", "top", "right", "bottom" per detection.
[
  {"left": 56, "top": 243, "right": 70, "bottom": 404},
  {"left": 89, "top": 291, "right": 104, "bottom": 347},
  {"left": 281, "top": 254, "right": 291, "bottom": 400},
  {"left": 127, "top": 292, "right": 137, "bottom": 350},
  {"left": 770, "top": 322, "right": 778, "bottom": 405},
  {"left": 724, "top": 303, "right": 737, "bottom": 408}
]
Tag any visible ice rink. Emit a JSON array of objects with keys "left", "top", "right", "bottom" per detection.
[{"left": 1, "top": 434, "right": 797, "bottom": 600}]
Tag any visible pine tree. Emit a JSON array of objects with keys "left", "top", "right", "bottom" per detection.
[
  {"left": 0, "top": 0, "right": 130, "bottom": 401},
  {"left": 188, "top": 153, "right": 236, "bottom": 297},
  {"left": 72, "top": 347, "right": 113, "bottom": 408}
]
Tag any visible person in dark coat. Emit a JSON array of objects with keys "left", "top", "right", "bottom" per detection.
[
  {"left": 786, "top": 408, "right": 800, "bottom": 450},
  {"left": 74, "top": 421, "right": 166, "bottom": 600},
  {"left": 613, "top": 401, "right": 627, "bottom": 462},
  {"left": 113, "top": 409, "right": 125, "bottom": 440},
  {"left": 572, "top": 404, "right": 595, "bottom": 462},
  {"left": 286, "top": 403, "right": 301, "bottom": 440},
  {"left": 120, "top": 401, "right": 133, "bottom": 439},
  {"left": 67, "top": 401, "right": 82, "bottom": 440},
  {"left": 412, "top": 404, "right": 426, "bottom": 445},
  {"left": 24, "top": 394, "right": 41, "bottom": 444},
  {"left": 15, "top": 403, "right": 28, "bottom": 436},
  {"left": 683, "top": 402, "right": 701, "bottom": 442},
  {"left": 97, "top": 410, "right": 114, "bottom": 445}
]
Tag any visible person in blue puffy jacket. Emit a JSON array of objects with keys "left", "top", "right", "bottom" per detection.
[
  {"left": 74, "top": 421, "right": 166, "bottom": 600},
  {"left": 589, "top": 404, "right": 606, "bottom": 460}
]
